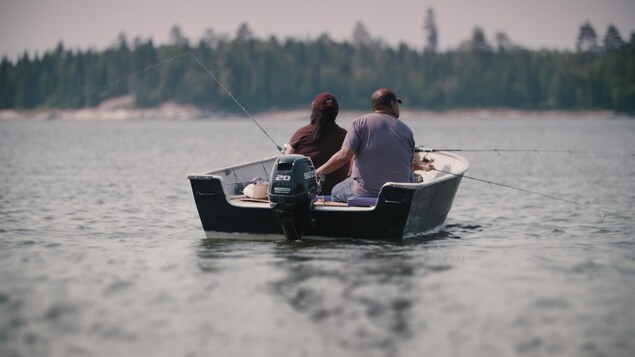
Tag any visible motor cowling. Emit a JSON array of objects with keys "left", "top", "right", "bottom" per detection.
[{"left": 268, "top": 155, "right": 318, "bottom": 240}]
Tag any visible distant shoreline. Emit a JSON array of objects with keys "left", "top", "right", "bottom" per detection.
[
  {"left": 1, "top": 108, "right": 629, "bottom": 122},
  {"left": 0, "top": 96, "right": 630, "bottom": 121}
]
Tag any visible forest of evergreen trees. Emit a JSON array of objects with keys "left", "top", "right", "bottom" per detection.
[{"left": 1, "top": 18, "right": 634, "bottom": 114}]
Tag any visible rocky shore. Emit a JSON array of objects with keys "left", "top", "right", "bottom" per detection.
[{"left": 0, "top": 95, "right": 626, "bottom": 121}]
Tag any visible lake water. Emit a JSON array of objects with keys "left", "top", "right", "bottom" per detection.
[{"left": 1, "top": 116, "right": 634, "bottom": 357}]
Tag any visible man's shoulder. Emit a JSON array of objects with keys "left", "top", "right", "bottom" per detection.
[
  {"left": 354, "top": 112, "right": 403, "bottom": 127},
  {"left": 354, "top": 112, "right": 382, "bottom": 121},
  {"left": 351, "top": 113, "right": 380, "bottom": 127}
]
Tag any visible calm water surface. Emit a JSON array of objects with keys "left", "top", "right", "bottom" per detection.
[{"left": 1, "top": 117, "right": 634, "bottom": 357}]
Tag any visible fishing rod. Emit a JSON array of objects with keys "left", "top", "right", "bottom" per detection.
[
  {"left": 186, "top": 51, "right": 284, "bottom": 153},
  {"left": 55, "top": 52, "right": 192, "bottom": 108},
  {"left": 417, "top": 147, "right": 631, "bottom": 156},
  {"left": 52, "top": 50, "right": 284, "bottom": 153},
  {"left": 432, "top": 168, "right": 615, "bottom": 216}
]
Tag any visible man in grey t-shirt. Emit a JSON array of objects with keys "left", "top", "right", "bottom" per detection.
[{"left": 315, "top": 88, "right": 434, "bottom": 202}]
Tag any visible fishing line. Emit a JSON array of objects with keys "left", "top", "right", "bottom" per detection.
[
  {"left": 185, "top": 51, "right": 284, "bottom": 153},
  {"left": 433, "top": 168, "right": 615, "bottom": 216},
  {"left": 418, "top": 148, "right": 631, "bottom": 156},
  {"left": 52, "top": 50, "right": 284, "bottom": 153},
  {"left": 57, "top": 52, "right": 192, "bottom": 108}
]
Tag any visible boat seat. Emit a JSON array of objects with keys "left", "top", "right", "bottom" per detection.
[
  {"left": 346, "top": 196, "right": 378, "bottom": 207},
  {"left": 314, "top": 195, "right": 377, "bottom": 207}
]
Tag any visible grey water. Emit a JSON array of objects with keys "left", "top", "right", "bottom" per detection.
[{"left": 1, "top": 116, "right": 634, "bottom": 357}]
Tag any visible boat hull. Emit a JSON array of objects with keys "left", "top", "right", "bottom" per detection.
[{"left": 188, "top": 152, "right": 468, "bottom": 240}]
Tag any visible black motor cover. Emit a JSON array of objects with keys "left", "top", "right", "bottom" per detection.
[{"left": 268, "top": 155, "right": 318, "bottom": 240}]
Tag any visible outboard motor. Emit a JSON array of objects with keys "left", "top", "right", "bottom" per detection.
[{"left": 268, "top": 155, "right": 318, "bottom": 240}]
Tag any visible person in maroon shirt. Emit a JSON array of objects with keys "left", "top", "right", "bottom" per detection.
[{"left": 284, "top": 92, "right": 349, "bottom": 194}]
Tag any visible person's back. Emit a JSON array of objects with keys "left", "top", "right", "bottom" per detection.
[
  {"left": 345, "top": 112, "right": 414, "bottom": 196},
  {"left": 285, "top": 93, "right": 348, "bottom": 194},
  {"left": 315, "top": 88, "right": 428, "bottom": 203},
  {"left": 287, "top": 122, "right": 347, "bottom": 193}
]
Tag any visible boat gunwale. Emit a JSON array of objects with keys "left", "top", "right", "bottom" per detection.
[
  {"left": 186, "top": 155, "right": 279, "bottom": 180},
  {"left": 188, "top": 151, "right": 469, "bottom": 211},
  {"left": 189, "top": 151, "right": 469, "bottom": 240},
  {"left": 187, "top": 151, "right": 469, "bottom": 186}
]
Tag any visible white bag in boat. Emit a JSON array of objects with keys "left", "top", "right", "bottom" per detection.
[{"left": 243, "top": 182, "right": 268, "bottom": 199}]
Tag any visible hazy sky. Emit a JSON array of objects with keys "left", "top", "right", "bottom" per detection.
[{"left": 1, "top": 0, "right": 634, "bottom": 59}]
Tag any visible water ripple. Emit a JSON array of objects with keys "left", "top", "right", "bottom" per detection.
[{"left": 1, "top": 119, "right": 634, "bottom": 356}]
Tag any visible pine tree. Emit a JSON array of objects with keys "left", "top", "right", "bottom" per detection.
[
  {"left": 352, "top": 22, "right": 372, "bottom": 47},
  {"left": 423, "top": 7, "right": 438, "bottom": 53},
  {"left": 576, "top": 21, "right": 599, "bottom": 52},
  {"left": 470, "top": 27, "right": 491, "bottom": 52},
  {"left": 169, "top": 25, "right": 189, "bottom": 47},
  {"left": 495, "top": 32, "right": 515, "bottom": 51},
  {"left": 236, "top": 23, "right": 253, "bottom": 40},
  {"left": 603, "top": 25, "right": 625, "bottom": 51}
]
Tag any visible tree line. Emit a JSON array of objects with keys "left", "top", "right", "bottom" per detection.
[{"left": 1, "top": 20, "right": 634, "bottom": 113}]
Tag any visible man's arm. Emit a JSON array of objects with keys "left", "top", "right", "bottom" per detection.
[{"left": 315, "top": 146, "right": 355, "bottom": 176}]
